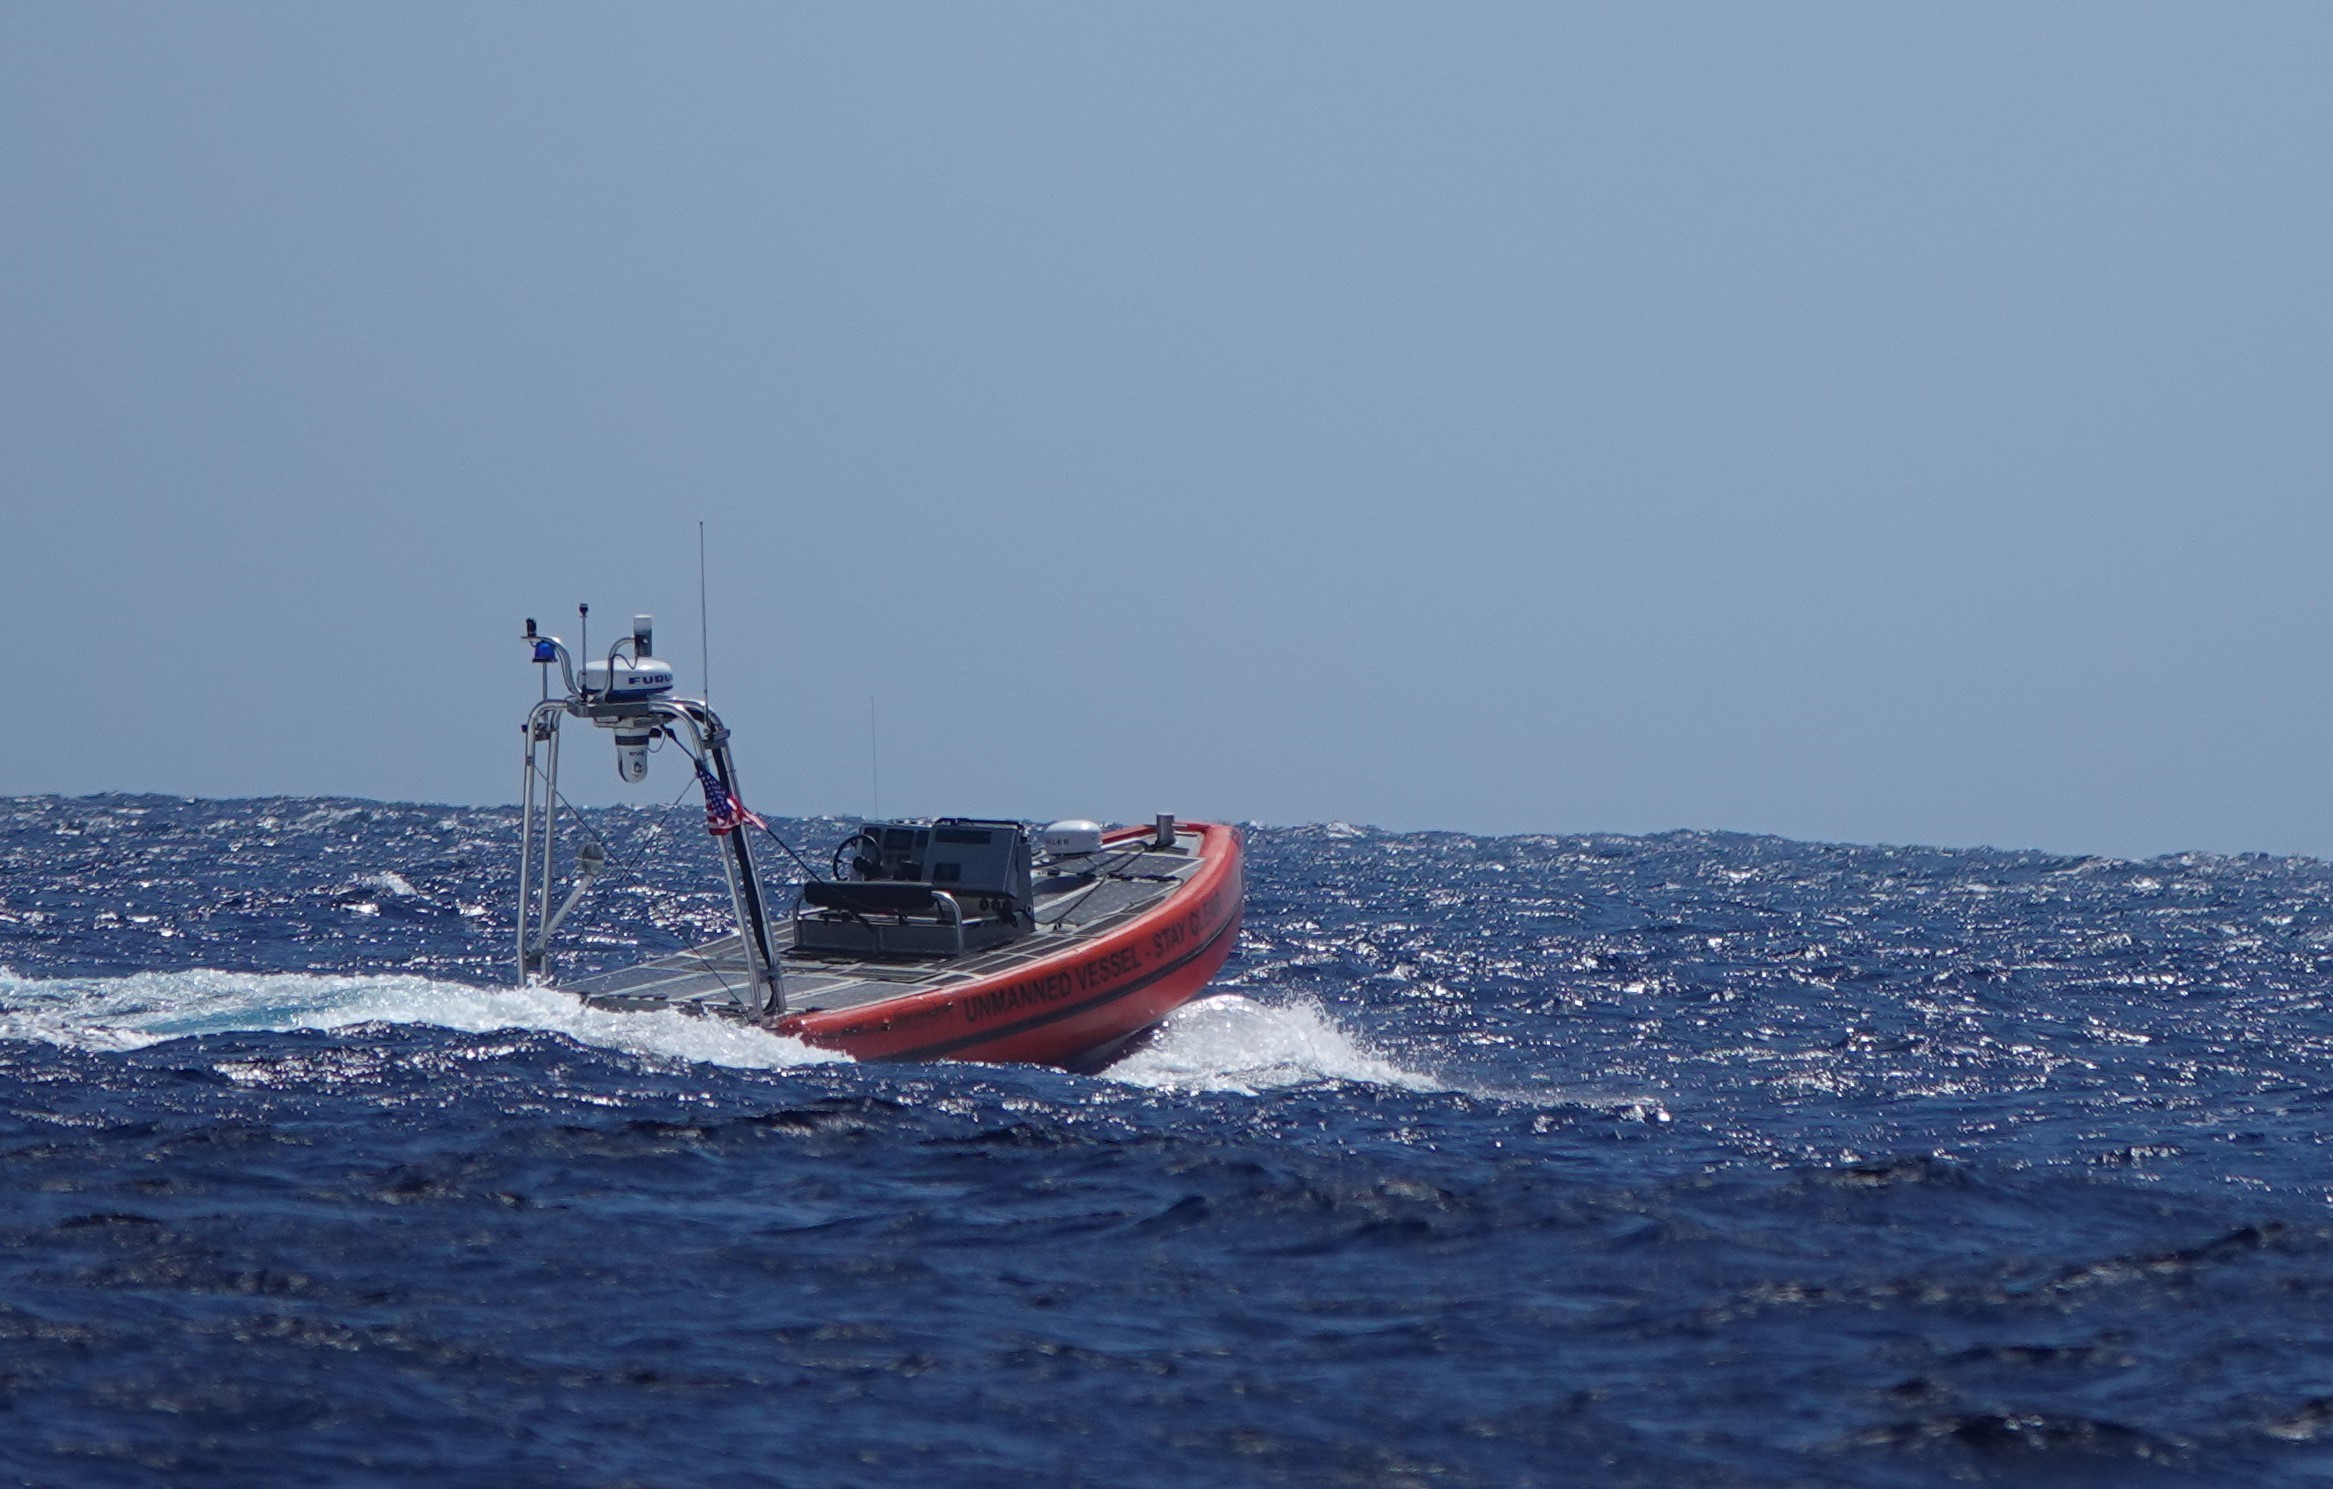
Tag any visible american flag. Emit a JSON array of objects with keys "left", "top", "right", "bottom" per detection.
[{"left": 694, "top": 757, "right": 766, "bottom": 837}]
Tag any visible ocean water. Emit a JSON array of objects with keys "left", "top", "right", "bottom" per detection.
[{"left": 6, "top": 796, "right": 2333, "bottom": 1486}]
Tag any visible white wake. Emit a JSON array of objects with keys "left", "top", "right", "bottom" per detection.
[
  {"left": 0, "top": 969, "right": 841, "bottom": 1070},
  {"left": 1101, "top": 994, "right": 1444, "bottom": 1095}
]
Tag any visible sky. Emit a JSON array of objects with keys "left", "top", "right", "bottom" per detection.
[{"left": 4, "top": 3, "right": 2331, "bottom": 859}]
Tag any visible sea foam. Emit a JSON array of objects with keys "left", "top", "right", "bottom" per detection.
[
  {"left": 1101, "top": 993, "right": 1443, "bottom": 1094},
  {"left": 0, "top": 969, "right": 841, "bottom": 1070}
]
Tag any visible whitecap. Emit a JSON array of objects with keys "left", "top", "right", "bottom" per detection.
[
  {"left": 1101, "top": 994, "right": 1443, "bottom": 1095},
  {"left": 0, "top": 969, "right": 842, "bottom": 1071}
]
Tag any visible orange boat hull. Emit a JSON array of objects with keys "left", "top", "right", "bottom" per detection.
[{"left": 774, "top": 822, "right": 1244, "bottom": 1067}]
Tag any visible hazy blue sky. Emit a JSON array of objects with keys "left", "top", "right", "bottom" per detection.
[{"left": 5, "top": 4, "right": 2331, "bottom": 858}]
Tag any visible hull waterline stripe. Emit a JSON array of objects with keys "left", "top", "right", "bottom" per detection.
[{"left": 868, "top": 912, "right": 1242, "bottom": 1063}]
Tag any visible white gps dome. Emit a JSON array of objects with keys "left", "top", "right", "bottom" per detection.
[{"left": 1041, "top": 820, "right": 1105, "bottom": 857}]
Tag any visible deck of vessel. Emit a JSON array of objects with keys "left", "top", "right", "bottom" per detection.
[{"left": 558, "top": 832, "right": 1207, "bottom": 1019}]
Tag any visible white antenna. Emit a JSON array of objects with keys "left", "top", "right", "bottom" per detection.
[
  {"left": 869, "top": 696, "right": 881, "bottom": 819},
  {"left": 698, "top": 520, "right": 711, "bottom": 706}
]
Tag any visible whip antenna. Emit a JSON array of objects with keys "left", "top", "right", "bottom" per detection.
[
  {"left": 698, "top": 521, "right": 712, "bottom": 706},
  {"left": 870, "top": 696, "right": 880, "bottom": 819}
]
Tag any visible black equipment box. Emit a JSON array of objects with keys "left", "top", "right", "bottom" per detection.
[
  {"left": 843, "top": 819, "right": 1031, "bottom": 913},
  {"left": 796, "top": 818, "right": 1034, "bottom": 958}
]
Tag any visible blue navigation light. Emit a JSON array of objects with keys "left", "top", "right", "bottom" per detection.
[{"left": 533, "top": 640, "right": 559, "bottom": 663}]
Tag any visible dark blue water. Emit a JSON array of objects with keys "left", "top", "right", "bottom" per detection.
[{"left": 6, "top": 795, "right": 2333, "bottom": 1486}]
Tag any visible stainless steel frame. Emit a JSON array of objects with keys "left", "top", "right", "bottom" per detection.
[{"left": 515, "top": 633, "right": 780, "bottom": 1017}]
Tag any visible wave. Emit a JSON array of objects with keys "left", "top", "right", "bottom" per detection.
[
  {"left": 1101, "top": 994, "right": 1444, "bottom": 1094},
  {"left": 0, "top": 975, "right": 1436, "bottom": 1093},
  {"left": 0, "top": 969, "right": 842, "bottom": 1071}
]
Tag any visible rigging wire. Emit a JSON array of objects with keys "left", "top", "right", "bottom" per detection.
[
  {"left": 547, "top": 775, "right": 751, "bottom": 1007},
  {"left": 547, "top": 774, "right": 697, "bottom": 900},
  {"left": 657, "top": 727, "right": 830, "bottom": 887},
  {"left": 752, "top": 817, "right": 830, "bottom": 889}
]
